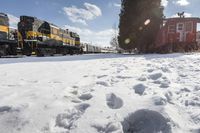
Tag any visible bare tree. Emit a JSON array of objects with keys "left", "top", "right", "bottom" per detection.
[
  {"left": 110, "top": 23, "right": 119, "bottom": 50},
  {"left": 110, "top": 36, "right": 118, "bottom": 48}
]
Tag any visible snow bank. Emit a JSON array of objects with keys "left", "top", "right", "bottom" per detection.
[{"left": 0, "top": 53, "right": 199, "bottom": 133}]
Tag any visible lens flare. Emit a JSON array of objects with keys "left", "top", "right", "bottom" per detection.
[
  {"left": 125, "top": 38, "right": 131, "bottom": 44},
  {"left": 144, "top": 19, "right": 151, "bottom": 26}
]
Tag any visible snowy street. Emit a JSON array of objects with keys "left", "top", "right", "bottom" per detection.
[{"left": 0, "top": 54, "right": 199, "bottom": 133}]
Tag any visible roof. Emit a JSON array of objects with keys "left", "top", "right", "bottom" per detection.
[
  {"left": 49, "top": 23, "right": 60, "bottom": 29},
  {"left": 0, "top": 13, "right": 8, "bottom": 17},
  {"left": 165, "top": 17, "right": 200, "bottom": 23}
]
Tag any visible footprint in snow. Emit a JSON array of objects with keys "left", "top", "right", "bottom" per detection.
[
  {"left": 133, "top": 84, "right": 146, "bottom": 95},
  {"left": 147, "top": 68, "right": 154, "bottom": 73},
  {"left": 92, "top": 122, "right": 123, "bottom": 133},
  {"left": 78, "top": 93, "right": 93, "bottom": 101},
  {"left": 149, "top": 72, "right": 162, "bottom": 80},
  {"left": 55, "top": 103, "right": 90, "bottom": 130},
  {"left": 161, "top": 67, "right": 171, "bottom": 73},
  {"left": 96, "top": 81, "right": 110, "bottom": 87},
  {"left": 153, "top": 78, "right": 170, "bottom": 88},
  {"left": 0, "top": 105, "right": 29, "bottom": 132},
  {"left": 97, "top": 75, "right": 108, "bottom": 79},
  {"left": 106, "top": 93, "right": 123, "bottom": 109},
  {"left": 138, "top": 75, "right": 147, "bottom": 81},
  {"left": 0, "top": 106, "right": 12, "bottom": 113},
  {"left": 83, "top": 75, "right": 89, "bottom": 78},
  {"left": 122, "top": 109, "right": 172, "bottom": 133},
  {"left": 116, "top": 76, "right": 132, "bottom": 79},
  {"left": 72, "top": 85, "right": 79, "bottom": 89},
  {"left": 70, "top": 90, "right": 78, "bottom": 95},
  {"left": 152, "top": 96, "right": 167, "bottom": 106}
]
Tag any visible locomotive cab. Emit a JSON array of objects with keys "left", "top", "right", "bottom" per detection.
[
  {"left": 0, "top": 13, "right": 18, "bottom": 57},
  {"left": 0, "top": 13, "right": 9, "bottom": 40},
  {"left": 18, "top": 16, "right": 52, "bottom": 55}
]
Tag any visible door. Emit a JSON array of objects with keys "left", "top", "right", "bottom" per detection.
[{"left": 177, "top": 23, "right": 185, "bottom": 42}]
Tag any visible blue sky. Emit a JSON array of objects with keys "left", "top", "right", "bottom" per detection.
[{"left": 1, "top": 0, "right": 199, "bottom": 46}]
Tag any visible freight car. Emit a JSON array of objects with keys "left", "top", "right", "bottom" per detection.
[
  {"left": 81, "top": 43, "right": 102, "bottom": 53},
  {"left": 0, "top": 13, "right": 18, "bottom": 57},
  {"left": 18, "top": 16, "right": 81, "bottom": 56}
]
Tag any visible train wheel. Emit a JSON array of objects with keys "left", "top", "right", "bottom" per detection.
[{"left": 69, "top": 50, "right": 74, "bottom": 55}]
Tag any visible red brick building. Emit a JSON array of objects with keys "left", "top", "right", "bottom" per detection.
[{"left": 155, "top": 17, "right": 200, "bottom": 52}]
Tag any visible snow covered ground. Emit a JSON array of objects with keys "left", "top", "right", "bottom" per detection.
[{"left": 0, "top": 53, "right": 199, "bottom": 133}]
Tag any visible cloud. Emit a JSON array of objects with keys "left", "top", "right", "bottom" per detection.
[
  {"left": 64, "top": 25, "right": 117, "bottom": 47},
  {"left": 171, "top": 12, "right": 192, "bottom": 18},
  {"left": 175, "top": 0, "right": 190, "bottom": 6},
  {"left": 161, "top": 0, "right": 168, "bottom": 7},
  {"left": 7, "top": 14, "right": 20, "bottom": 29},
  {"left": 113, "top": 3, "right": 121, "bottom": 8},
  {"left": 63, "top": 3, "right": 102, "bottom": 25},
  {"left": 108, "top": 2, "right": 121, "bottom": 8}
]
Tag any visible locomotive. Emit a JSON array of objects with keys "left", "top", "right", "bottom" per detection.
[
  {"left": 0, "top": 13, "right": 81, "bottom": 57},
  {"left": 0, "top": 13, "right": 18, "bottom": 57}
]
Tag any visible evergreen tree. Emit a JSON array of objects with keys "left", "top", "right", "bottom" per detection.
[{"left": 118, "top": 0, "right": 163, "bottom": 53}]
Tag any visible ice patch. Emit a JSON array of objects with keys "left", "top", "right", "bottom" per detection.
[
  {"left": 122, "top": 109, "right": 172, "bottom": 133},
  {"left": 106, "top": 93, "right": 123, "bottom": 109}
]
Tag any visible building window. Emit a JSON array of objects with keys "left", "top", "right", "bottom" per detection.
[
  {"left": 168, "top": 25, "right": 176, "bottom": 33},
  {"left": 185, "top": 22, "right": 193, "bottom": 32},
  {"left": 177, "top": 23, "right": 184, "bottom": 31}
]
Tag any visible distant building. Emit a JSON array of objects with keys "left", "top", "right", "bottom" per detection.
[{"left": 196, "top": 31, "right": 200, "bottom": 44}]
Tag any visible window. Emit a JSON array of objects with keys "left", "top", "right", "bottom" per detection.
[
  {"left": 185, "top": 22, "right": 193, "bottom": 32},
  {"left": 177, "top": 23, "right": 184, "bottom": 31},
  {"left": 0, "top": 17, "right": 8, "bottom": 26},
  {"left": 52, "top": 28, "right": 59, "bottom": 35},
  {"left": 168, "top": 25, "right": 175, "bottom": 33}
]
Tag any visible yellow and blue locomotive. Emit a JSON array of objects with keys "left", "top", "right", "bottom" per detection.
[
  {"left": 0, "top": 13, "right": 18, "bottom": 57},
  {"left": 0, "top": 13, "right": 81, "bottom": 57},
  {"left": 18, "top": 16, "right": 81, "bottom": 56}
]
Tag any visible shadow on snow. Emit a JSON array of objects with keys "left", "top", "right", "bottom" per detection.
[{"left": 0, "top": 53, "right": 186, "bottom": 65}]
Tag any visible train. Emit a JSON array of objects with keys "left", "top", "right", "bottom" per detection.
[
  {"left": 0, "top": 13, "right": 18, "bottom": 56},
  {"left": 81, "top": 43, "right": 102, "bottom": 53},
  {"left": 0, "top": 13, "right": 81, "bottom": 57},
  {"left": 80, "top": 43, "right": 116, "bottom": 53}
]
